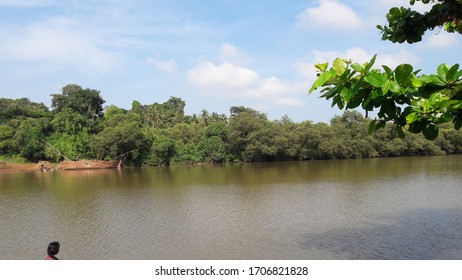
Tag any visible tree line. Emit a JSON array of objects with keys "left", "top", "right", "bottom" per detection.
[{"left": 1, "top": 84, "right": 461, "bottom": 165}]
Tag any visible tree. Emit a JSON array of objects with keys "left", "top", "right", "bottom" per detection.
[
  {"left": 11, "top": 118, "right": 52, "bottom": 161},
  {"left": 51, "top": 84, "right": 105, "bottom": 120},
  {"left": 0, "top": 125, "right": 14, "bottom": 154},
  {"left": 90, "top": 110, "right": 150, "bottom": 164},
  {"left": 148, "top": 134, "right": 176, "bottom": 165},
  {"left": 309, "top": 0, "right": 462, "bottom": 140},
  {"left": 0, "top": 98, "right": 50, "bottom": 122},
  {"left": 142, "top": 97, "right": 186, "bottom": 128},
  {"left": 378, "top": 0, "right": 462, "bottom": 44},
  {"left": 227, "top": 107, "right": 269, "bottom": 161}
]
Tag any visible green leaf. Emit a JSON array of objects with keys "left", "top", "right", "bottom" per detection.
[
  {"left": 340, "top": 87, "right": 354, "bottom": 100},
  {"left": 364, "top": 54, "right": 377, "bottom": 72},
  {"left": 309, "top": 71, "right": 332, "bottom": 93},
  {"left": 351, "top": 63, "right": 364, "bottom": 73},
  {"left": 437, "top": 64, "right": 450, "bottom": 82},
  {"left": 452, "top": 101, "right": 462, "bottom": 109},
  {"left": 371, "top": 89, "right": 381, "bottom": 100},
  {"left": 382, "top": 65, "right": 393, "bottom": 77},
  {"left": 411, "top": 78, "right": 422, "bottom": 88},
  {"left": 388, "top": 7, "right": 401, "bottom": 19},
  {"left": 389, "top": 81, "right": 400, "bottom": 93},
  {"left": 395, "top": 64, "right": 413, "bottom": 85},
  {"left": 368, "top": 120, "right": 376, "bottom": 134},
  {"left": 347, "top": 93, "right": 363, "bottom": 109},
  {"left": 405, "top": 112, "right": 418, "bottom": 124},
  {"left": 446, "top": 64, "right": 460, "bottom": 82},
  {"left": 315, "top": 63, "right": 329, "bottom": 72},
  {"left": 376, "top": 120, "right": 386, "bottom": 130},
  {"left": 333, "top": 58, "right": 346, "bottom": 76},
  {"left": 418, "top": 74, "right": 446, "bottom": 86},
  {"left": 408, "top": 122, "right": 423, "bottom": 133},
  {"left": 396, "top": 125, "right": 405, "bottom": 138},
  {"left": 455, "top": 120, "right": 462, "bottom": 130},
  {"left": 364, "top": 72, "right": 388, "bottom": 87},
  {"left": 382, "top": 80, "right": 390, "bottom": 94},
  {"left": 423, "top": 124, "right": 439, "bottom": 140}
]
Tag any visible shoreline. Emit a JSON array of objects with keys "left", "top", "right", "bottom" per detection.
[{"left": 0, "top": 161, "right": 56, "bottom": 173}]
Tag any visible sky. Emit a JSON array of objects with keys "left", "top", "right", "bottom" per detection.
[{"left": 0, "top": 0, "right": 461, "bottom": 123}]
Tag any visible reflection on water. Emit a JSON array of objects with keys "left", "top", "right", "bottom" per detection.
[{"left": 0, "top": 155, "right": 461, "bottom": 259}]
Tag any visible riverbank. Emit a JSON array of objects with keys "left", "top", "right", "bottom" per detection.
[{"left": 0, "top": 161, "right": 56, "bottom": 173}]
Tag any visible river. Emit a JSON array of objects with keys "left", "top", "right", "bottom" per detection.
[{"left": 1, "top": 155, "right": 461, "bottom": 259}]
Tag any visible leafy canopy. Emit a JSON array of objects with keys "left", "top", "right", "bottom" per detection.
[
  {"left": 378, "top": 0, "right": 462, "bottom": 44},
  {"left": 309, "top": 0, "right": 462, "bottom": 140}
]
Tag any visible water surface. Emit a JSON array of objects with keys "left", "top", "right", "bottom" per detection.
[{"left": 1, "top": 155, "right": 461, "bottom": 259}]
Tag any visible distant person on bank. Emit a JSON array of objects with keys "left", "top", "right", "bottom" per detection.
[{"left": 45, "top": 241, "right": 60, "bottom": 260}]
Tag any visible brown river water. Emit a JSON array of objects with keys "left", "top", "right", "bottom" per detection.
[{"left": 1, "top": 155, "right": 461, "bottom": 259}]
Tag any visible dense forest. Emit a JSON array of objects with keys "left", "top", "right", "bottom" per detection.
[{"left": 1, "top": 84, "right": 462, "bottom": 166}]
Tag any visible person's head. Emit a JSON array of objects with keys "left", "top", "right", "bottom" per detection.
[{"left": 47, "top": 241, "right": 60, "bottom": 257}]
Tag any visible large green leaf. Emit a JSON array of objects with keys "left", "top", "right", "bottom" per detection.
[
  {"left": 423, "top": 124, "right": 439, "bottom": 140},
  {"left": 368, "top": 120, "right": 376, "bottom": 134},
  {"left": 309, "top": 71, "right": 333, "bottom": 93},
  {"left": 395, "top": 64, "right": 413, "bottom": 85},
  {"left": 396, "top": 125, "right": 405, "bottom": 138},
  {"left": 364, "top": 72, "right": 388, "bottom": 87},
  {"left": 455, "top": 120, "right": 462, "bottom": 130},
  {"left": 389, "top": 81, "right": 400, "bottom": 93},
  {"left": 446, "top": 64, "right": 460, "bottom": 82},
  {"left": 351, "top": 63, "right": 364, "bottom": 73},
  {"left": 315, "top": 63, "right": 329, "bottom": 72},
  {"left": 437, "top": 64, "right": 450, "bottom": 83},
  {"left": 333, "top": 58, "right": 346, "bottom": 76},
  {"left": 364, "top": 54, "right": 377, "bottom": 72},
  {"left": 340, "top": 87, "right": 354, "bottom": 101},
  {"left": 406, "top": 112, "right": 418, "bottom": 124},
  {"left": 411, "top": 78, "right": 422, "bottom": 88},
  {"left": 418, "top": 74, "right": 446, "bottom": 86},
  {"left": 382, "top": 65, "right": 393, "bottom": 77}
]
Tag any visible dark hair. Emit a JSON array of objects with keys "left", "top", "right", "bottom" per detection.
[{"left": 47, "top": 241, "right": 60, "bottom": 260}]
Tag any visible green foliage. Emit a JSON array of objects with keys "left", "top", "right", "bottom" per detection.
[
  {"left": 45, "top": 131, "right": 91, "bottom": 162},
  {"left": 90, "top": 112, "right": 150, "bottom": 164},
  {"left": 227, "top": 107, "right": 269, "bottom": 161},
  {"left": 148, "top": 134, "right": 176, "bottom": 165},
  {"left": 51, "top": 84, "right": 105, "bottom": 119},
  {"left": 3, "top": 82, "right": 462, "bottom": 165},
  {"left": 0, "top": 98, "right": 50, "bottom": 123},
  {"left": 310, "top": 0, "right": 462, "bottom": 141},
  {"left": 378, "top": 0, "right": 462, "bottom": 44},
  {"left": 198, "top": 136, "right": 226, "bottom": 162},
  {"left": 11, "top": 118, "right": 52, "bottom": 161},
  {"left": 310, "top": 56, "right": 462, "bottom": 140},
  {"left": 0, "top": 125, "right": 14, "bottom": 154},
  {"left": 140, "top": 97, "right": 186, "bottom": 128}
]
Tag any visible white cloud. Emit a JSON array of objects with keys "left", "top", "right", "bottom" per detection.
[
  {"left": 187, "top": 61, "right": 306, "bottom": 108},
  {"left": 0, "top": 16, "right": 120, "bottom": 74},
  {"left": 187, "top": 62, "right": 258, "bottom": 89},
  {"left": 147, "top": 56, "right": 177, "bottom": 74},
  {"left": 297, "top": 0, "right": 362, "bottom": 31},
  {"left": 245, "top": 77, "right": 306, "bottom": 107},
  {"left": 219, "top": 43, "right": 247, "bottom": 65},
  {"left": 424, "top": 32, "right": 459, "bottom": 49}
]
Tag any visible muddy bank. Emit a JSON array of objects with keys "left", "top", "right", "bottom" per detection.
[{"left": 0, "top": 161, "right": 56, "bottom": 173}]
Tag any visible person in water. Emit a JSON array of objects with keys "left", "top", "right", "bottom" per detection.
[{"left": 45, "top": 241, "right": 60, "bottom": 260}]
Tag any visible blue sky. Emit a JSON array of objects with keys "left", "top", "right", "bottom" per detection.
[{"left": 1, "top": 0, "right": 461, "bottom": 123}]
